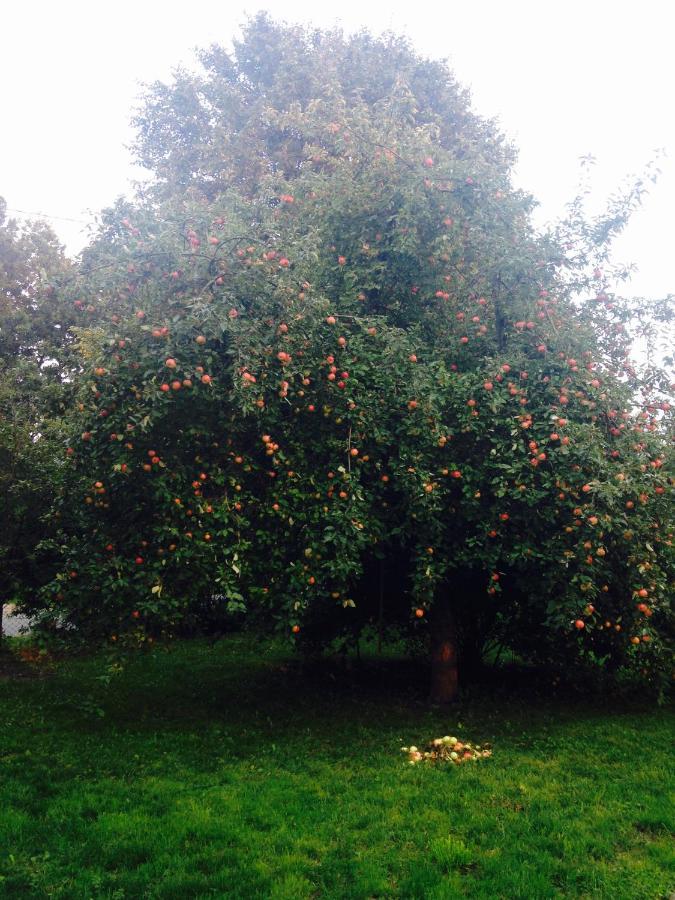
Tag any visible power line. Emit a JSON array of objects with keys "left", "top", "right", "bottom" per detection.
[{"left": 5, "top": 207, "right": 92, "bottom": 225}]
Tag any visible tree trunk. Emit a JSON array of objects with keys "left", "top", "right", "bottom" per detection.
[
  {"left": 377, "top": 558, "right": 384, "bottom": 656},
  {"left": 430, "top": 605, "right": 459, "bottom": 703}
]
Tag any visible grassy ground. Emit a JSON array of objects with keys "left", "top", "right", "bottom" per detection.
[{"left": 0, "top": 635, "right": 673, "bottom": 899}]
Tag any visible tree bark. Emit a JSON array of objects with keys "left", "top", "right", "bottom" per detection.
[
  {"left": 377, "top": 558, "right": 384, "bottom": 656},
  {"left": 430, "top": 604, "right": 459, "bottom": 703}
]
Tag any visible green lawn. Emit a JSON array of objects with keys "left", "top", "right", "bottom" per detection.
[{"left": 0, "top": 635, "right": 672, "bottom": 899}]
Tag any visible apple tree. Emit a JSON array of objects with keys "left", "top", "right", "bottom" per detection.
[{"left": 25, "top": 17, "right": 673, "bottom": 698}]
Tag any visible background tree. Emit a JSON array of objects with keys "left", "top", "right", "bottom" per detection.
[
  {"left": 132, "top": 15, "right": 512, "bottom": 203},
  {"left": 0, "top": 199, "right": 73, "bottom": 640}
]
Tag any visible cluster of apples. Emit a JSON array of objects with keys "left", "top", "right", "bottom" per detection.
[{"left": 402, "top": 735, "right": 492, "bottom": 765}]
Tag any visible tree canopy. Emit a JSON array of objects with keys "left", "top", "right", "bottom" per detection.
[{"left": 9, "top": 15, "right": 673, "bottom": 698}]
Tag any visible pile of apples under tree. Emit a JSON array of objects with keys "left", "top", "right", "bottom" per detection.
[{"left": 402, "top": 735, "right": 493, "bottom": 765}]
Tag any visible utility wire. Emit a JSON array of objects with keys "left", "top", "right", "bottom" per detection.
[{"left": 6, "top": 207, "right": 92, "bottom": 225}]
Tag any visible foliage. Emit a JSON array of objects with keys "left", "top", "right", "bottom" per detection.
[
  {"left": 0, "top": 200, "right": 73, "bottom": 614},
  {"left": 14, "top": 16, "right": 674, "bottom": 691},
  {"left": 131, "top": 14, "right": 513, "bottom": 203}
]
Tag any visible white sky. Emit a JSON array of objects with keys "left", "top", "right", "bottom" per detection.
[{"left": 1, "top": 0, "right": 673, "bottom": 299}]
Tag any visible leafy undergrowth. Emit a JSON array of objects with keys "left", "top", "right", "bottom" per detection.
[{"left": 0, "top": 635, "right": 673, "bottom": 898}]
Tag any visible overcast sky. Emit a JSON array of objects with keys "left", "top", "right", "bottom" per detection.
[{"left": 2, "top": 0, "right": 673, "bottom": 299}]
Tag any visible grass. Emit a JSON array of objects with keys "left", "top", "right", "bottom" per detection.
[{"left": 0, "top": 635, "right": 673, "bottom": 899}]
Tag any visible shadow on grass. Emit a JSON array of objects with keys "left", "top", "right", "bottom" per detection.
[{"left": 14, "top": 635, "right": 660, "bottom": 758}]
